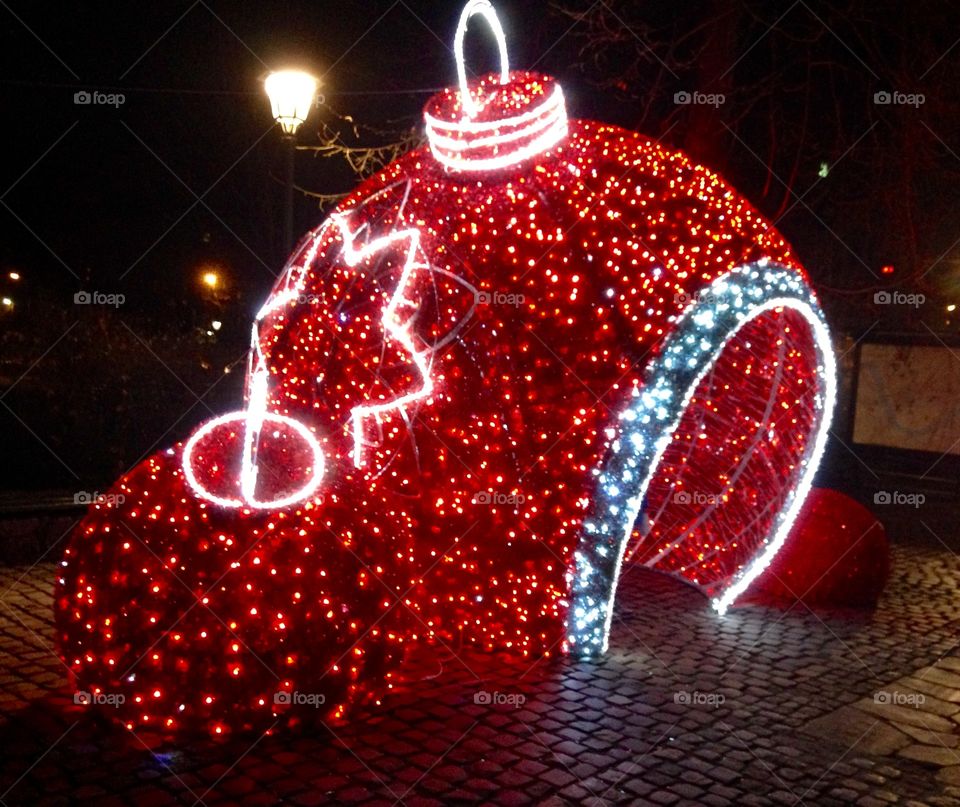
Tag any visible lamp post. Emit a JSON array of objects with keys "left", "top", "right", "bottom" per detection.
[{"left": 264, "top": 69, "right": 319, "bottom": 254}]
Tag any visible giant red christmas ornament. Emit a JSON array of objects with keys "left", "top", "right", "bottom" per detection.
[
  {"left": 739, "top": 488, "right": 889, "bottom": 608},
  {"left": 56, "top": 0, "right": 836, "bottom": 736}
]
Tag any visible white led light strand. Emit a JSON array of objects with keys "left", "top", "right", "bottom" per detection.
[
  {"left": 327, "top": 211, "right": 434, "bottom": 468},
  {"left": 425, "top": 90, "right": 568, "bottom": 173},
  {"left": 181, "top": 408, "right": 326, "bottom": 510},
  {"left": 454, "top": 0, "right": 510, "bottom": 119},
  {"left": 425, "top": 83, "right": 564, "bottom": 135},
  {"left": 566, "top": 262, "right": 837, "bottom": 656},
  {"left": 256, "top": 219, "right": 332, "bottom": 321},
  {"left": 181, "top": 223, "right": 333, "bottom": 510},
  {"left": 182, "top": 330, "right": 326, "bottom": 510},
  {"left": 425, "top": 84, "right": 565, "bottom": 150},
  {"left": 182, "top": 198, "right": 434, "bottom": 506}
]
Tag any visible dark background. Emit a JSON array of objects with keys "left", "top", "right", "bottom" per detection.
[{"left": 1, "top": 0, "right": 959, "bottom": 493}]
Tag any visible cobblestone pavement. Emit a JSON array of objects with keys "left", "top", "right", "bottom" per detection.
[{"left": 1, "top": 540, "right": 960, "bottom": 806}]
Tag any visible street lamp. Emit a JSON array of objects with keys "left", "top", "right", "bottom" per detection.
[{"left": 265, "top": 69, "right": 319, "bottom": 254}]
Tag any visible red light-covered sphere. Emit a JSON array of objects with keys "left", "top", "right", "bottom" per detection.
[
  {"left": 56, "top": 2, "right": 837, "bottom": 736},
  {"left": 740, "top": 488, "right": 890, "bottom": 608}
]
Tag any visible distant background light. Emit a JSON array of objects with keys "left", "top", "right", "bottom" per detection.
[
  {"left": 8, "top": 272, "right": 20, "bottom": 281},
  {"left": 2, "top": 297, "right": 13, "bottom": 308},
  {"left": 881, "top": 264, "right": 895, "bottom": 275},
  {"left": 212, "top": 320, "right": 222, "bottom": 331}
]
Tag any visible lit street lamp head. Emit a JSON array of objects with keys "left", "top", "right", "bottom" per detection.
[{"left": 265, "top": 70, "right": 319, "bottom": 136}]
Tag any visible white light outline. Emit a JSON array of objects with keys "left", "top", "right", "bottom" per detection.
[
  {"left": 454, "top": 0, "right": 510, "bottom": 119},
  {"left": 710, "top": 297, "right": 836, "bottom": 614},
  {"left": 427, "top": 112, "right": 568, "bottom": 173},
  {"left": 425, "top": 85, "right": 565, "bottom": 151},
  {"left": 181, "top": 408, "right": 326, "bottom": 510},
  {"left": 182, "top": 203, "right": 434, "bottom": 506},
  {"left": 424, "top": 82, "right": 565, "bottom": 135},
  {"left": 181, "top": 222, "right": 334, "bottom": 510},
  {"left": 567, "top": 262, "right": 837, "bottom": 655},
  {"left": 326, "top": 211, "right": 434, "bottom": 468},
  {"left": 256, "top": 218, "right": 333, "bottom": 321}
]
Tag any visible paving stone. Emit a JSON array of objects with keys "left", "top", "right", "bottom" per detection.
[
  {"left": 901, "top": 676, "right": 960, "bottom": 704},
  {"left": 914, "top": 667, "right": 960, "bottom": 690},
  {"left": 668, "top": 782, "right": 703, "bottom": 799},
  {"left": 898, "top": 744, "right": 960, "bottom": 767},
  {"left": 290, "top": 791, "right": 329, "bottom": 806},
  {"left": 495, "top": 790, "right": 532, "bottom": 806},
  {"left": 803, "top": 706, "right": 912, "bottom": 755},
  {"left": 853, "top": 698, "right": 956, "bottom": 732},
  {"left": 939, "top": 765, "right": 960, "bottom": 785},
  {"left": 648, "top": 790, "right": 680, "bottom": 805},
  {"left": 884, "top": 685, "right": 960, "bottom": 717},
  {"left": 935, "top": 658, "right": 960, "bottom": 674},
  {"left": 710, "top": 766, "right": 741, "bottom": 785},
  {"left": 894, "top": 722, "right": 960, "bottom": 748}
]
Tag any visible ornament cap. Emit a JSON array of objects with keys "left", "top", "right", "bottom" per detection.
[
  {"left": 424, "top": 71, "right": 568, "bottom": 173},
  {"left": 424, "top": 0, "right": 568, "bottom": 172}
]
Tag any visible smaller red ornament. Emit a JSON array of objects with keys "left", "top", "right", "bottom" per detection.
[{"left": 740, "top": 488, "right": 890, "bottom": 608}]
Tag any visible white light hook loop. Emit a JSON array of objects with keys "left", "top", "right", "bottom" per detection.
[{"left": 454, "top": 0, "right": 510, "bottom": 119}]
